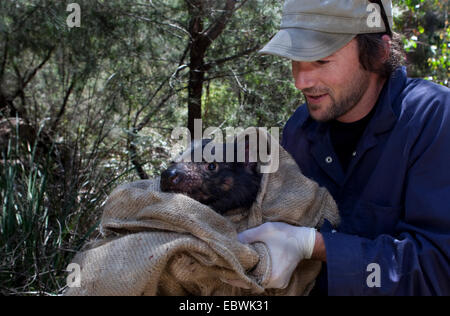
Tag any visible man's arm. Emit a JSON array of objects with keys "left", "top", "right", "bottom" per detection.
[
  {"left": 322, "top": 92, "right": 450, "bottom": 296},
  {"left": 312, "top": 232, "right": 327, "bottom": 262}
]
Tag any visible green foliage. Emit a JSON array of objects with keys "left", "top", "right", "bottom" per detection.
[
  {"left": 394, "top": 0, "right": 449, "bottom": 85},
  {"left": 0, "top": 0, "right": 448, "bottom": 295},
  {"left": 1, "top": 123, "right": 61, "bottom": 294}
]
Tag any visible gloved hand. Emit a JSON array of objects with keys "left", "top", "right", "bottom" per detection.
[{"left": 238, "top": 222, "right": 316, "bottom": 289}]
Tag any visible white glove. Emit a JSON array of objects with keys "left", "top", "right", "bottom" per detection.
[{"left": 238, "top": 222, "right": 316, "bottom": 289}]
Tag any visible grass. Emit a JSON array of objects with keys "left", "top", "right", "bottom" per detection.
[
  {"left": 0, "top": 121, "right": 107, "bottom": 295},
  {"left": 0, "top": 115, "right": 171, "bottom": 295}
]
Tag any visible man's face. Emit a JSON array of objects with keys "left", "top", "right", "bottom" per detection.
[{"left": 292, "top": 39, "right": 372, "bottom": 122}]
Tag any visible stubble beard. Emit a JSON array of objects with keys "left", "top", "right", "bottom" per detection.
[{"left": 304, "top": 67, "right": 372, "bottom": 123}]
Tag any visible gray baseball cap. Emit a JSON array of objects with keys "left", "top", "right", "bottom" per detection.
[{"left": 260, "top": 0, "right": 393, "bottom": 61}]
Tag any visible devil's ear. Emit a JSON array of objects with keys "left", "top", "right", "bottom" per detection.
[
  {"left": 233, "top": 134, "right": 258, "bottom": 166},
  {"left": 184, "top": 139, "right": 213, "bottom": 162}
]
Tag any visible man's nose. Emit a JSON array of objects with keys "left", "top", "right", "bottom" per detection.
[
  {"left": 292, "top": 62, "right": 317, "bottom": 91},
  {"left": 293, "top": 71, "right": 317, "bottom": 91}
]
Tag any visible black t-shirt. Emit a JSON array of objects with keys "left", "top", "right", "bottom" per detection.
[
  {"left": 329, "top": 106, "right": 377, "bottom": 172},
  {"left": 310, "top": 106, "right": 377, "bottom": 297}
]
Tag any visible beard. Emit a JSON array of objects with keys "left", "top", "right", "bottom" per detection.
[{"left": 303, "top": 67, "right": 371, "bottom": 122}]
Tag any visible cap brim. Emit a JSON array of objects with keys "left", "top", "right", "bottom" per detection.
[{"left": 259, "top": 28, "right": 356, "bottom": 62}]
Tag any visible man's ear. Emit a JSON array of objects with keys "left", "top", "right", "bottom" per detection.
[{"left": 381, "top": 34, "right": 391, "bottom": 62}]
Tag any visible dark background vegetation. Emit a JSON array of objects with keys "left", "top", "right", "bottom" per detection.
[{"left": 0, "top": 0, "right": 448, "bottom": 295}]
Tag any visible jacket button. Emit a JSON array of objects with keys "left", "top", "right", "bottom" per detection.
[{"left": 325, "top": 156, "right": 333, "bottom": 164}]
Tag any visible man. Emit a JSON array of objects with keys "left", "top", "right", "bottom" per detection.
[{"left": 238, "top": 0, "right": 450, "bottom": 295}]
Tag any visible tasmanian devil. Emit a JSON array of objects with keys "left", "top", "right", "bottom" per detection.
[{"left": 160, "top": 139, "right": 262, "bottom": 215}]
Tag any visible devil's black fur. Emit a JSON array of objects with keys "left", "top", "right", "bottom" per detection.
[{"left": 160, "top": 139, "right": 261, "bottom": 214}]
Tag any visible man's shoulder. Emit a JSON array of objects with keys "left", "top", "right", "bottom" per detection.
[
  {"left": 401, "top": 78, "right": 449, "bottom": 113},
  {"left": 395, "top": 78, "right": 449, "bottom": 127},
  {"left": 397, "top": 78, "right": 450, "bottom": 153}
]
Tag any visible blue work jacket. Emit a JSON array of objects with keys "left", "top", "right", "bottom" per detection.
[{"left": 281, "top": 67, "right": 450, "bottom": 296}]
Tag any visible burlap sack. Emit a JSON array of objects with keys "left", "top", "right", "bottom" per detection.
[{"left": 65, "top": 128, "right": 339, "bottom": 296}]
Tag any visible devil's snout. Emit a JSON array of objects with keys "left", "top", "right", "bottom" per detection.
[{"left": 161, "top": 167, "right": 184, "bottom": 191}]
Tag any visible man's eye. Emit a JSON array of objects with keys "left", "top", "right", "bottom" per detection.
[{"left": 317, "top": 60, "right": 330, "bottom": 65}]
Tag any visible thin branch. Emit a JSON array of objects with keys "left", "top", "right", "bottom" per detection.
[
  {"left": 169, "top": 64, "right": 189, "bottom": 88},
  {"left": 12, "top": 62, "right": 24, "bottom": 87},
  {"left": 202, "top": 45, "right": 260, "bottom": 71},
  {"left": 129, "top": 141, "right": 149, "bottom": 180},
  {"left": 168, "top": 41, "right": 192, "bottom": 87},
  {"left": 203, "top": 70, "right": 255, "bottom": 82},
  {"left": 23, "top": 48, "right": 54, "bottom": 88},
  {"left": 178, "top": 43, "right": 191, "bottom": 68},
  {"left": 49, "top": 79, "right": 76, "bottom": 135},
  {"left": 134, "top": 38, "right": 192, "bottom": 128},
  {"left": 12, "top": 47, "right": 54, "bottom": 100},
  {"left": 122, "top": 13, "right": 191, "bottom": 38},
  {"left": 133, "top": 33, "right": 192, "bottom": 127},
  {"left": 136, "top": 87, "right": 186, "bottom": 132},
  {"left": 233, "top": 0, "right": 250, "bottom": 12},
  {"left": 0, "top": 36, "right": 8, "bottom": 83},
  {"left": 203, "top": 0, "right": 248, "bottom": 43},
  {"left": 133, "top": 75, "right": 171, "bottom": 128}
]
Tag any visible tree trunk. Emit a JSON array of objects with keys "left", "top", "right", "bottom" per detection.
[
  {"left": 187, "top": 2, "right": 206, "bottom": 139},
  {"left": 185, "top": 0, "right": 242, "bottom": 139},
  {"left": 187, "top": 43, "right": 207, "bottom": 139}
]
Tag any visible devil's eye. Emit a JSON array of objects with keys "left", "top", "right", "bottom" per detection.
[{"left": 207, "top": 163, "right": 218, "bottom": 171}]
